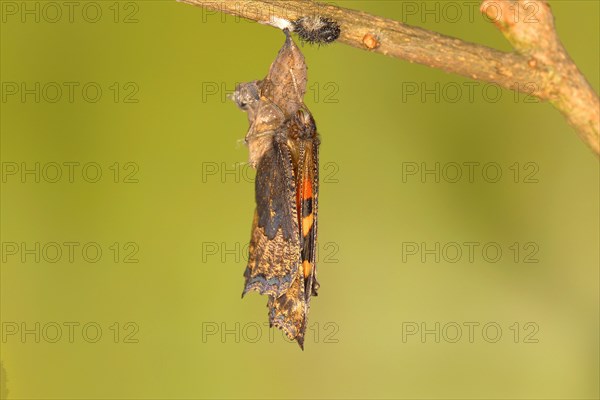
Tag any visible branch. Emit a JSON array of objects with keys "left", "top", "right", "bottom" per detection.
[{"left": 178, "top": 0, "right": 600, "bottom": 156}]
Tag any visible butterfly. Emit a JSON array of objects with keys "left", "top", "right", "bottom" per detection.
[{"left": 232, "top": 30, "right": 320, "bottom": 349}]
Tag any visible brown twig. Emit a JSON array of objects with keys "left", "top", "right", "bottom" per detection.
[{"left": 178, "top": 0, "right": 600, "bottom": 156}]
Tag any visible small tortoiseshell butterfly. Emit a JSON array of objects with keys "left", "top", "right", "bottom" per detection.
[{"left": 232, "top": 31, "right": 320, "bottom": 349}]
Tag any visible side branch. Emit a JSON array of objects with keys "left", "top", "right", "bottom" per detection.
[{"left": 179, "top": 0, "right": 599, "bottom": 155}]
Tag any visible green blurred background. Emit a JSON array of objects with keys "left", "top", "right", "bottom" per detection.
[{"left": 1, "top": 0, "right": 598, "bottom": 398}]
